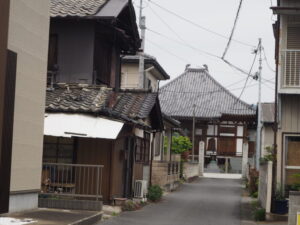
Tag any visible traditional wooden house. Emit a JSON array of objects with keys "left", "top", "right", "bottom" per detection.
[
  {"left": 159, "top": 67, "right": 256, "bottom": 173},
  {"left": 44, "top": 87, "right": 163, "bottom": 204},
  {"left": 120, "top": 54, "right": 181, "bottom": 190},
  {"left": 40, "top": 0, "right": 164, "bottom": 208}
]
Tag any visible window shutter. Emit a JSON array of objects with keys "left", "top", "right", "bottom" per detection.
[{"left": 284, "top": 26, "right": 300, "bottom": 86}]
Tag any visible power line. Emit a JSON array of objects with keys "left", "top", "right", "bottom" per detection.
[
  {"left": 235, "top": 41, "right": 259, "bottom": 104},
  {"left": 222, "top": 0, "right": 244, "bottom": 59},
  {"left": 146, "top": 14, "right": 273, "bottom": 84},
  {"left": 147, "top": 27, "right": 220, "bottom": 59},
  {"left": 160, "top": 79, "right": 271, "bottom": 95},
  {"left": 147, "top": 39, "right": 190, "bottom": 63},
  {"left": 147, "top": 0, "right": 255, "bottom": 48},
  {"left": 148, "top": 4, "right": 184, "bottom": 43},
  {"left": 148, "top": 36, "right": 275, "bottom": 89},
  {"left": 262, "top": 47, "right": 276, "bottom": 72}
]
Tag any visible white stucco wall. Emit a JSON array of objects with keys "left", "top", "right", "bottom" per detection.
[{"left": 121, "top": 64, "right": 159, "bottom": 91}]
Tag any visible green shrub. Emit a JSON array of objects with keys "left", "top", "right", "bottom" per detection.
[
  {"left": 253, "top": 208, "right": 266, "bottom": 221},
  {"left": 122, "top": 200, "right": 139, "bottom": 211},
  {"left": 147, "top": 185, "right": 163, "bottom": 202},
  {"left": 251, "top": 191, "right": 258, "bottom": 198},
  {"left": 251, "top": 200, "right": 260, "bottom": 209}
]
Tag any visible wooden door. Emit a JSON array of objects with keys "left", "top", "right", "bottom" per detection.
[
  {"left": 76, "top": 138, "right": 112, "bottom": 202},
  {"left": 217, "top": 137, "right": 236, "bottom": 156}
]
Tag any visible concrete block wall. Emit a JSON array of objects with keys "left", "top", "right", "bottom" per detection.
[
  {"left": 183, "top": 162, "right": 199, "bottom": 181},
  {"left": 258, "top": 161, "right": 272, "bottom": 213},
  {"left": 289, "top": 192, "right": 300, "bottom": 225},
  {"left": 151, "top": 161, "right": 180, "bottom": 191}
]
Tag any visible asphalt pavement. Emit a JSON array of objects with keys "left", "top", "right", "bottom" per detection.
[{"left": 99, "top": 178, "right": 242, "bottom": 225}]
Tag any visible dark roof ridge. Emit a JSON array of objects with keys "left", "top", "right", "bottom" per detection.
[
  {"left": 185, "top": 67, "right": 207, "bottom": 72},
  {"left": 118, "top": 89, "right": 153, "bottom": 94},
  {"left": 160, "top": 67, "right": 208, "bottom": 90},
  {"left": 262, "top": 102, "right": 275, "bottom": 104}
]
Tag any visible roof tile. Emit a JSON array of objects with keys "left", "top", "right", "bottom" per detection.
[
  {"left": 159, "top": 68, "right": 255, "bottom": 119},
  {"left": 46, "top": 86, "right": 158, "bottom": 124},
  {"left": 50, "top": 0, "right": 108, "bottom": 17}
]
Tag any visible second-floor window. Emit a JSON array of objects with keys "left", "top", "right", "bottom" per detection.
[
  {"left": 94, "top": 36, "right": 112, "bottom": 86},
  {"left": 48, "top": 34, "right": 58, "bottom": 71}
]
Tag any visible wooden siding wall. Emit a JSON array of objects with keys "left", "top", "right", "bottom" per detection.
[
  {"left": 281, "top": 95, "right": 300, "bottom": 132},
  {"left": 76, "top": 138, "right": 112, "bottom": 202},
  {"left": 134, "top": 163, "right": 144, "bottom": 180},
  {"left": 179, "top": 119, "right": 248, "bottom": 156},
  {"left": 110, "top": 137, "right": 125, "bottom": 198}
]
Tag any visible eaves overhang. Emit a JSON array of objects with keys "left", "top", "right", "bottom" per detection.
[{"left": 271, "top": 6, "right": 300, "bottom": 15}]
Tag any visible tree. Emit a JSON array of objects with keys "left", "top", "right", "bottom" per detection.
[{"left": 164, "top": 134, "right": 192, "bottom": 154}]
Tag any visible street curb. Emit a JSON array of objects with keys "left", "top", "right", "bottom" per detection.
[{"left": 68, "top": 211, "right": 103, "bottom": 225}]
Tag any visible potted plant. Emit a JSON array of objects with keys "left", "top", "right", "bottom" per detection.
[{"left": 273, "top": 188, "right": 288, "bottom": 214}]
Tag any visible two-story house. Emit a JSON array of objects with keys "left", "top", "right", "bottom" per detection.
[
  {"left": 120, "top": 54, "right": 182, "bottom": 191},
  {"left": 0, "top": 0, "right": 50, "bottom": 213},
  {"left": 121, "top": 54, "right": 170, "bottom": 91},
  {"left": 271, "top": 0, "right": 300, "bottom": 192},
  {"left": 40, "top": 0, "right": 164, "bottom": 209}
]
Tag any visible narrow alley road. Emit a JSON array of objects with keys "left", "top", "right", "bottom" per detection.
[{"left": 99, "top": 178, "right": 242, "bottom": 225}]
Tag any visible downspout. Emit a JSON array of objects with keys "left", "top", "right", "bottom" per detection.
[
  {"left": 272, "top": 7, "right": 280, "bottom": 211},
  {"left": 149, "top": 132, "right": 155, "bottom": 187}
]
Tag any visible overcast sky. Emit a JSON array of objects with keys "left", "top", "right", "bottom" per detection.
[{"left": 133, "top": 0, "right": 276, "bottom": 105}]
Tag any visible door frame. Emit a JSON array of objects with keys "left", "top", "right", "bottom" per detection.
[{"left": 282, "top": 133, "right": 300, "bottom": 190}]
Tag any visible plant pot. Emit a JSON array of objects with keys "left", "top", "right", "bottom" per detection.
[
  {"left": 273, "top": 199, "right": 288, "bottom": 215},
  {"left": 181, "top": 151, "right": 189, "bottom": 161}
]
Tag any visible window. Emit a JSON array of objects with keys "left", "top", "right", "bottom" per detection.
[
  {"left": 285, "top": 136, "right": 300, "bottom": 186},
  {"left": 94, "top": 36, "right": 112, "bottom": 86},
  {"left": 48, "top": 34, "right": 58, "bottom": 71},
  {"left": 135, "top": 132, "right": 150, "bottom": 164},
  {"left": 43, "top": 136, "right": 74, "bottom": 163}
]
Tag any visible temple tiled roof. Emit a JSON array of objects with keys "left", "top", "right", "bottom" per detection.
[{"left": 159, "top": 68, "right": 255, "bottom": 119}]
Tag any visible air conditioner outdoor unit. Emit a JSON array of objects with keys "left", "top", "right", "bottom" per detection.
[{"left": 134, "top": 180, "right": 148, "bottom": 198}]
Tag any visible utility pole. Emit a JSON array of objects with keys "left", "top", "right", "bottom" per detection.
[
  {"left": 138, "top": 0, "right": 146, "bottom": 89},
  {"left": 256, "top": 38, "right": 263, "bottom": 170},
  {"left": 192, "top": 104, "right": 196, "bottom": 162}
]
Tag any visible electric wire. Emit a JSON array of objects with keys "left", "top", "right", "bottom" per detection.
[
  {"left": 147, "top": 0, "right": 255, "bottom": 48},
  {"left": 222, "top": 0, "right": 244, "bottom": 59},
  {"left": 147, "top": 39, "right": 190, "bottom": 63},
  {"left": 234, "top": 42, "right": 259, "bottom": 105},
  {"left": 147, "top": 27, "right": 220, "bottom": 59},
  {"left": 262, "top": 47, "right": 276, "bottom": 72}
]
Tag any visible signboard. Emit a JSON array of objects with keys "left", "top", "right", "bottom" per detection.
[{"left": 196, "top": 129, "right": 202, "bottom": 135}]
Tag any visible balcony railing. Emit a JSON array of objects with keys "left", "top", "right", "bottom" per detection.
[
  {"left": 281, "top": 50, "right": 300, "bottom": 87},
  {"left": 41, "top": 163, "right": 103, "bottom": 200}
]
